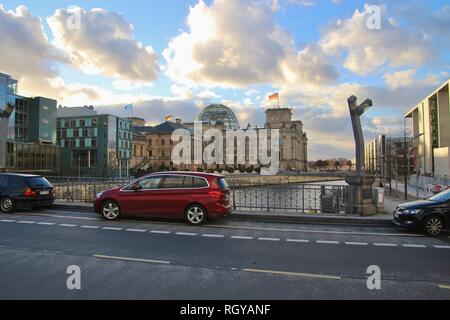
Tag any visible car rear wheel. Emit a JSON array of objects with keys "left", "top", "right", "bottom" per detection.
[
  {"left": 423, "top": 215, "right": 444, "bottom": 237},
  {"left": 0, "top": 197, "right": 15, "bottom": 213},
  {"left": 101, "top": 201, "right": 121, "bottom": 220},
  {"left": 185, "top": 204, "right": 206, "bottom": 225}
]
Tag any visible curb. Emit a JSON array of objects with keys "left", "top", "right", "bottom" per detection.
[
  {"left": 230, "top": 212, "right": 393, "bottom": 226},
  {"left": 51, "top": 204, "right": 393, "bottom": 226}
]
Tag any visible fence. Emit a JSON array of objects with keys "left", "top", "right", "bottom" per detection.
[
  {"left": 47, "top": 176, "right": 132, "bottom": 203},
  {"left": 230, "top": 184, "right": 349, "bottom": 214}
]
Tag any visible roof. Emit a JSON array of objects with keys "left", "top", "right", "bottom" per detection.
[
  {"left": 404, "top": 78, "right": 450, "bottom": 118},
  {"left": 145, "top": 171, "right": 224, "bottom": 178},
  {"left": 134, "top": 121, "right": 188, "bottom": 134},
  {"left": 0, "top": 173, "right": 41, "bottom": 178}
]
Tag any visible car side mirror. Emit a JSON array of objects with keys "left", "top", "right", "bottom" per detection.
[{"left": 131, "top": 183, "right": 142, "bottom": 191}]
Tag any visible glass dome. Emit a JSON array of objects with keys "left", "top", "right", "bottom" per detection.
[{"left": 197, "top": 104, "right": 240, "bottom": 129}]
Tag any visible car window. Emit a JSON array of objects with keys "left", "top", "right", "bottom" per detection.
[
  {"left": 159, "top": 176, "right": 186, "bottom": 189},
  {"left": 193, "top": 177, "right": 208, "bottom": 188},
  {"left": 138, "top": 177, "right": 162, "bottom": 190},
  {"left": 428, "top": 189, "right": 450, "bottom": 203},
  {"left": 9, "top": 176, "right": 25, "bottom": 188},
  {"left": 27, "top": 177, "right": 52, "bottom": 187},
  {"left": 0, "top": 176, "right": 9, "bottom": 188},
  {"left": 217, "top": 178, "right": 229, "bottom": 190}
]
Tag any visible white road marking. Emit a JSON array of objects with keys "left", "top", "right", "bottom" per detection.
[
  {"left": 243, "top": 268, "right": 341, "bottom": 280},
  {"left": 93, "top": 254, "right": 170, "bottom": 265},
  {"left": 258, "top": 237, "right": 280, "bottom": 241},
  {"left": 317, "top": 240, "right": 339, "bottom": 245},
  {"left": 36, "top": 222, "right": 56, "bottom": 226},
  {"left": 439, "top": 284, "right": 450, "bottom": 290},
  {"left": 102, "top": 227, "right": 123, "bottom": 231},
  {"left": 176, "top": 232, "right": 197, "bottom": 236},
  {"left": 16, "top": 221, "right": 35, "bottom": 224},
  {"left": 402, "top": 244, "right": 426, "bottom": 248},
  {"left": 286, "top": 239, "right": 309, "bottom": 243},
  {"left": 345, "top": 242, "right": 368, "bottom": 246},
  {"left": 231, "top": 236, "right": 253, "bottom": 240},
  {"left": 58, "top": 223, "right": 77, "bottom": 227},
  {"left": 80, "top": 225, "right": 99, "bottom": 229},
  {"left": 433, "top": 245, "right": 450, "bottom": 249},
  {"left": 373, "top": 243, "right": 397, "bottom": 247},
  {"left": 202, "top": 234, "right": 225, "bottom": 238},
  {"left": 125, "top": 228, "right": 147, "bottom": 233},
  {"left": 150, "top": 230, "right": 171, "bottom": 234},
  {"left": 0, "top": 219, "right": 16, "bottom": 223}
]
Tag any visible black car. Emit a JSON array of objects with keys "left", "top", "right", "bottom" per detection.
[
  {"left": 0, "top": 174, "right": 55, "bottom": 213},
  {"left": 394, "top": 189, "right": 450, "bottom": 236}
]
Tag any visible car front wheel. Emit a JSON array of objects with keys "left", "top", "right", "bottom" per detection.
[
  {"left": 101, "top": 201, "right": 121, "bottom": 220},
  {"left": 185, "top": 204, "right": 207, "bottom": 225},
  {"left": 0, "top": 197, "right": 15, "bottom": 213},
  {"left": 423, "top": 215, "right": 444, "bottom": 237}
]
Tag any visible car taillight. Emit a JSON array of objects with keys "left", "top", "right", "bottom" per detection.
[
  {"left": 24, "top": 188, "right": 37, "bottom": 197},
  {"left": 208, "top": 191, "right": 223, "bottom": 201}
]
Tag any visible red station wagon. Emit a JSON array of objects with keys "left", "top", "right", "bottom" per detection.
[{"left": 94, "top": 172, "right": 232, "bottom": 225}]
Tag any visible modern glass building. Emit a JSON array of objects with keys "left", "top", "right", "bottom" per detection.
[
  {"left": 197, "top": 104, "right": 240, "bottom": 129},
  {"left": 0, "top": 72, "right": 60, "bottom": 174},
  {"left": 57, "top": 107, "right": 132, "bottom": 177}
]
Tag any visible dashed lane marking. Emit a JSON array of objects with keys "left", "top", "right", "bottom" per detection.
[
  {"left": 374, "top": 243, "right": 397, "bottom": 247},
  {"left": 16, "top": 221, "right": 35, "bottom": 224},
  {"left": 345, "top": 242, "right": 368, "bottom": 246},
  {"left": 286, "top": 239, "right": 309, "bottom": 243},
  {"left": 80, "top": 225, "right": 99, "bottom": 229},
  {"left": 231, "top": 236, "right": 253, "bottom": 240},
  {"left": 433, "top": 245, "right": 450, "bottom": 249},
  {"left": 202, "top": 234, "right": 225, "bottom": 238},
  {"left": 258, "top": 237, "right": 280, "bottom": 241},
  {"left": 36, "top": 222, "right": 56, "bottom": 226},
  {"left": 402, "top": 244, "right": 426, "bottom": 248},
  {"left": 317, "top": 240, "right": 339, "bottom": 245},
  {"left": 438, "top": 284, "right": 450, "bottom": 290},
  {"left": 150, "top": 230, "right": 171, "bottom": 234},
  {"left": 102, "top": 227, "right": 123, "bottom": 231},
  {"left": 176, "top": 232, "right": 197, "bottom": 236},
  {"left": 58, "top": 224, "right": 77, "bottom": 227},
  {"left": 125, "top": 228, "right": 147, "bottom": 233},
  {"left": 242, "top": 268, "right": 341, "bottom": 280},
  {"left": 0, "top": 219, "right": 16, "bottom": 223},
  {"left": 93, "top": 254, "right": 170, "bottom": 265}
]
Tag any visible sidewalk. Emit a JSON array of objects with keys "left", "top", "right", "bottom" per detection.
[{"left": 52, "top": 200, "right": 394, "bottom": 226}]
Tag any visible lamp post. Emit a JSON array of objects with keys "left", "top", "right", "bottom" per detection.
[{"left": 345, "top": 95, "right": 377, "bottom": 216}]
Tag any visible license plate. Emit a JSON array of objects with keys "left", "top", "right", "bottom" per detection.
[{"left": 40, "top": 191, "right": 50, "bottom": 195}]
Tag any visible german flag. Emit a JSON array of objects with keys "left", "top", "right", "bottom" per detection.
[{"left": 268, "top": 93, "right": 279, "bottom": 101}]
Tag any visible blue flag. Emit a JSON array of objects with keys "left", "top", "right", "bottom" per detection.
[{"left": 124, "top": 104, "right": 133, "bottom": 112}]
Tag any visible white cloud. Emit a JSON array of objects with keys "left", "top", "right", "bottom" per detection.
[
  {"left": 0, "top": 5, "right": 67, "bottom": 96},
  {"left": 164, "top": 0, "right": 338, "bottom": 88},
  {"left": 47, "top": 7, "right": 160, "bottom": 84},
  {"left": 321, "top": 4, "right": 432, "bottom": 75},
  {"left": 383, "top": 69, "right": 440, "bottom": 90}
]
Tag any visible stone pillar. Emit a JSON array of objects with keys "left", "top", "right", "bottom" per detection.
[{"left": 345, "top": 175, "right": 377, "bottom": 216}]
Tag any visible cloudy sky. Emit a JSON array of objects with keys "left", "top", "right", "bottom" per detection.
[{"left": 0, "top": 0, "right": 449, "bottom": 160}]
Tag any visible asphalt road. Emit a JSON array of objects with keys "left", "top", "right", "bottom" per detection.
[{"left": 0, "top": 209, "right": 449, "bottom": 299}]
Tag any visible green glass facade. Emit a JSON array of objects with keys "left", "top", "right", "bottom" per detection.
[
  {"left": 1, "top": 72, "right": 60, "bottom": 174},
  {"left": 57, "top": 115, "right": 132, "bottom": 177}
]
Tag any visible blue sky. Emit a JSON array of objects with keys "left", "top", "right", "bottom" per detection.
[{"left": 0, "top": 0, "right": 449, "bottom": 159}]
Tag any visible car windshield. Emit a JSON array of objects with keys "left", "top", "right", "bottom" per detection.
[{"left": 428, "top": 189, "right": 450, "bottom": 202}]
